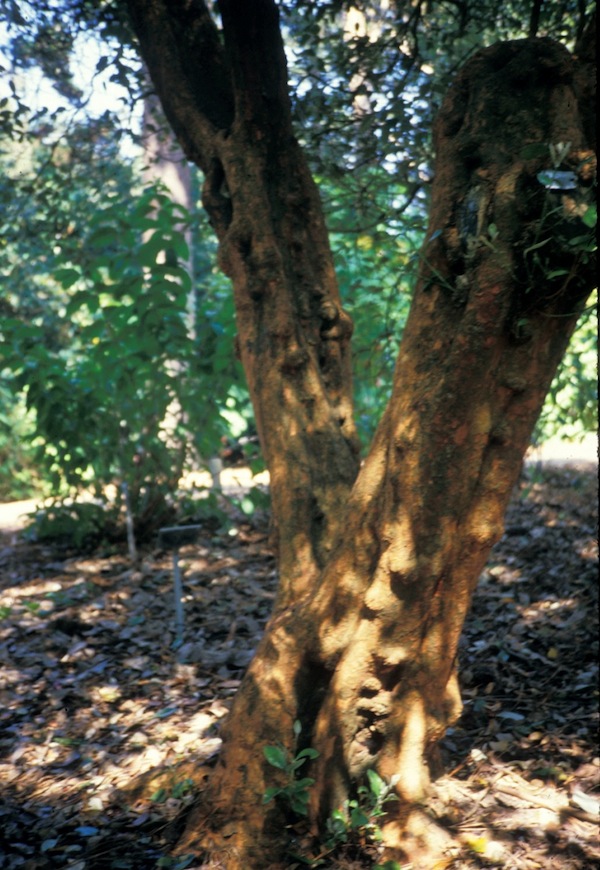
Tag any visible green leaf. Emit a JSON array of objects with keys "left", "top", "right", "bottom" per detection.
[
  {"left": 581, "top": 203, "right": 597, "bottom": 228},
  {"left": 171, "top": 778, "right": 193, "bottom": 798},
  {"left": 54, "top": 267, "right": 81, "bottom": 288},
  {"left": 263, "top": 745, "right": 288, "bottom": 769},
  {"left": 567, "top": 234, "right": 596, "bottom": 250},
  {"left": 366, "top": 769, "right": 386, "bottom": 797},
  {"left": 294, "top": 777, "right": 315, "bottom": 790},
  {"left": 290, "top": 795, "right": 310, "bottom": 815},
  {"left": 520, "top": 143, "right": 549, "bottom": 160},
  {"left": 296, "top": 747, "right": 320, "bottom": 761},
  {"left": 238, "top": 495, "right": 256, "bottom": 516},
  {"left": 88, "top": 225, "right": 120, "bottom": 248},
  {"left": 349, "top": 806, "right": 370, "bottom": 828},
  {"left": 262, "top": 786, "right": 283, "bottom": 804}
]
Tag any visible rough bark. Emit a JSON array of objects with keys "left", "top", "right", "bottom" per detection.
[
  {"left": 307, "top": 37, "right": 597, "bottom": 846},
  {"left": 123, "top": 3, "right": 596, "bottom": 867},
  {"left": 126, "top": 0, "right": 361, "bottom": 608}
]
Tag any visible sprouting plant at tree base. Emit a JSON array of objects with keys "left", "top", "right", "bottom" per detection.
[
  {"left": 262, "top": 720, "right": 319, "bottom": 816},
  {"left": 263, "top": 723, "right": 404, "bottom": 866},
  {"left": 324, "top": 769, "right": 400, "bottom": 851}
]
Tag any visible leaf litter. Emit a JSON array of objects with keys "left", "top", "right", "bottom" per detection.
[{"left": 0, "top": 463, "right": 597, "bottom": 869}]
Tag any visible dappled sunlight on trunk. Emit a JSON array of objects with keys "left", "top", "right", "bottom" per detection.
[{"left": 120, "top": 3, "right": 597, "bottom": 865}]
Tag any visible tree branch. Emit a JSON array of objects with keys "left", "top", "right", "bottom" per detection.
[
  {"left": 124, "top": 0, "right": 234, "bottom": 170},
  {"left": 219, "top": 0, "right": 292, "bottom": 135}
]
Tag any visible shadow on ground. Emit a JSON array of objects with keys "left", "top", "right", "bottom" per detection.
[{"left": 0, "top": 462, "right": 597, "bottom": 869}]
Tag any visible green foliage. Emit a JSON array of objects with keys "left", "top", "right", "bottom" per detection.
[
  {"left": 262, "top": 721, "right": 319, "bottom": 817},
  {"left": 232, "top": 486, "right": 271, "bottom": 519},
  {"left": 151, "top": 777, "right": 193, "bottom": 804},
  {"left": 323, "top": 770, "right": 399, "bottom": 851},
  {"left": 329, "top": 202, "right": 421, "bottom": 444},
  {"left": 0, "top": 386, "right": 42, "bottom": 500},
  {"left": 0, "top": 140, "right": 249, "bottom": 529},
  {"left": 0, "top": 54, "right": 250, "bottom": 514},
  {"left": 2, "top": 185, "right": 195, "bottom": 527},
  {"left": 536, "top": 295, "right": 598, "bottom": 442},
  {"left": 263, "top": 723, "right": 403, "bottom": 866},
  {"left": 23, "top": 500, "right": 120, "bottom": 549},
  {"left": 177, "top": 490, "right": 230, "bottom": 531}
]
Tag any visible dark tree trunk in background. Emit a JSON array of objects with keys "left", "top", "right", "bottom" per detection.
[{"left": 125, "top": 2, "right": 596, "bottom": 866}]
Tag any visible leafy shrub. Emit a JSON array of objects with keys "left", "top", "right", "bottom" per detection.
[
  {"left": 263, "top": 721, "right": 403, "bottom": 867},
  {"left": 535, "top": 293, "right": 598, "bottom": 442},
  {"left": 0, "top": 386, "right": 43, "bottom": 501},
  {"left": 2, "top": 185, "right": 212, "bottom": 533},
  {"left": 23, "top": 500, "right": 121, "bottom": 549}
]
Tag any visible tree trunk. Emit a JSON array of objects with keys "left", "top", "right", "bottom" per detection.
[
  {"left": 127, "top": 0, "right": 362, "bottom": 609},
  {"left": 124, "top": 3, "right": 596, "bottom": 866},
  {"left": 142, "top": 81, "right": 195, "bottom": 325}
]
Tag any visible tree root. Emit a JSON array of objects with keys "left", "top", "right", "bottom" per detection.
[{"left": 381, "top": 806, "right": 460, "bottom": 870}]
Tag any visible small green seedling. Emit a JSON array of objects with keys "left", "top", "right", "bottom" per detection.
[
  {"left": 263, "top": 723, "right": 405, "bottom": 867},
  {"left": 325, "top": 769, "right": 399, "bottom": 849},
  {"left": 262, "top": 720, "right": 319, "bottom": 816},
  {"left": 150, "top": 777, "right": 194, "bottom": 804}
]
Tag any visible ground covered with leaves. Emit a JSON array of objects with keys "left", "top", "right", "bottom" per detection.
[{"left": 0, "top": 463, "right": 598, "bottom": 869}]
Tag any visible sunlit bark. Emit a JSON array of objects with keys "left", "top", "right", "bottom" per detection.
[{"left": 124, "top": 2, "right": 596, "bottom": 866}]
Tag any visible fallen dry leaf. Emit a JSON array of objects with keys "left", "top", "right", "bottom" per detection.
[{"left": 0, "top": 464, "right": 597, "bottom": 869}]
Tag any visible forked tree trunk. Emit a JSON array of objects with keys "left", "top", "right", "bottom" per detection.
[{"left": 125, "top": 3, "right": 596, "bottom": 867}]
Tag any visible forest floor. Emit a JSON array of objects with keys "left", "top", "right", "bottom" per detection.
[{"left": 0, "top": 452, "right": 598, "bottom": 869}]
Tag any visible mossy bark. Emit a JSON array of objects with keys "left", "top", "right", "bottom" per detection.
[{"left": 124, "top": 3, "right": 596, "bottom": 866}]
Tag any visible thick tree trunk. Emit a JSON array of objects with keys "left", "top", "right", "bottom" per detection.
[
  {"left": 124, "top": 3, "right": 596, "bottom": 867},
  {"left": 176, "top": 35, "right": 595, "bottom": 870}
]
